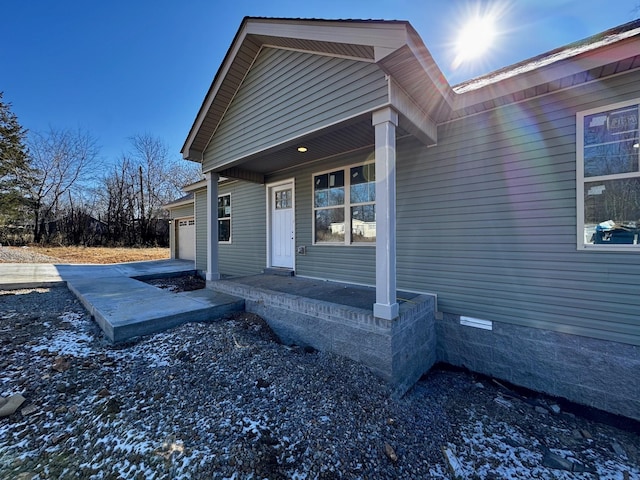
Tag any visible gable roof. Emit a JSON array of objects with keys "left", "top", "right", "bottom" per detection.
[
  {"left": 182, "top": 16, "right": 640, "bottom": 160},
  {"left": 181, "top": 17, "right": 453, "bottom": 161}
]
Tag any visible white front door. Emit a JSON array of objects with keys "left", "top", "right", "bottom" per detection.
[{"left": 270, "top": 183, "right": 294, "bottom": 269}]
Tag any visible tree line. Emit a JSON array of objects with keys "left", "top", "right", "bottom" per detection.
[{"left": 0, "top": 92, "right": 201, "bottom": 247}]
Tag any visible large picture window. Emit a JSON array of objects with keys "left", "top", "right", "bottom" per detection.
[
  {"left": 577, "top": 100, "right": 640, "bottom": 248},
  {"left": 313, "top": 163, "right": 375, "bottom": 244},
  {"left": 218, "top": 194, "right": 231, "bottom": 242}
]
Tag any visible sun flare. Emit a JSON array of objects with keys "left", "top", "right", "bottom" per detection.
[{"left": 452, "top": 8, "right": 502, "bottom": 69}]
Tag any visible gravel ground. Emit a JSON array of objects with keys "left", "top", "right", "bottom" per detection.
[
  {"left": 0, "top": 261, "right": 639, "bottom": 478},
  {"left": 0, "top": 246, "right": 61, "bottom": 264}
]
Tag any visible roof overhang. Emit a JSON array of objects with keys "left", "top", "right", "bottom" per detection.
[
  {"left": 181, "top": 17, "right": 640, "bottom": 172},
  {"left": 453, "top": 19, "right": 640, "bottom": 112},
  {"left": 183, "top": 179, "right": 207, "bottom": 192},
  {"left": 181, "top": 17, "right": 455, "bottom": 163},
  {"left": 163, "top": 192, "right": 194, "bottom": 209},
  {"left": 164, "top": 198, "right": 193, "bottom": 209}
]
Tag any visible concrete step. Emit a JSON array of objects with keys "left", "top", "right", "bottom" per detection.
[
  {"left": 262, "top": 267, "right": 295, "bottom": 276},
  {"left": 67, "top": 277, "right": 244, "bottom": 343}
]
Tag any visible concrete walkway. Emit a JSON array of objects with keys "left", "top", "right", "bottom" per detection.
[{"left": 0, "top": 260, "right": 244, "bottom": 343}]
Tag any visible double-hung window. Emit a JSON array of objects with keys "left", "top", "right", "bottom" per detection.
[
  {"left": 218, "top": 194, "right": 231, "bottom": 243},
  {"left": 313, "top": 163, "right": 375, "bottom": 244},
  {"left": 577, "top": 99, "right": 640, "bottom": 248}
]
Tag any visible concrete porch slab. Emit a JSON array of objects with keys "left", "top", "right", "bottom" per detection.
[
  {"left": 67, "top": 276, "right": 244, "bottom": 343},
  {"left": 0, "top": 260, "right": 244, "bottom": 343},
  {"left": 0, "top": 259, "right": 197, "bottom": 290}
]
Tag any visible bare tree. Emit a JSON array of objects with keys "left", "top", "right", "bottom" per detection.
[
  {"left": 97, "top": 134, "right": 201, "bottom": 246},
  {"left": 27, "top": 127, "right": 100, "bottom": 242}
]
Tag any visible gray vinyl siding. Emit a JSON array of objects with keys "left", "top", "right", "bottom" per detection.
[
  {"left": 267, "top": 149, "right": 376, "bottom": 286},
  {"left": 218, "top": 181, "right": 266, "bottom": 276},
  {"left": 170, "top": 204, "right": 194, "bottom": 219},
  {"left": 396, "top": 68, "right": 640, "bottom": 346},
  {"left": 203, "top": 48, "right": 388, "bottom": 172},
  {"left": 195, "top": 190, "right": 208, "bottom": 272}
]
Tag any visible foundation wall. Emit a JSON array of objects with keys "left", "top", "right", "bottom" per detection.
[
  {"left": 437, "top": 313, "right": 640, "bottom": 421},
  {"left": 210, "top": 280, "right": 436, "bottom": 396}
]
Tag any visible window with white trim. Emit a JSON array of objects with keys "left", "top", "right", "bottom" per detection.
[
  {"left": 313, "top": 163, "right": 375, "bottom": 244},
  {"left": 218, "top": 194, "right": 231, "bottom": 243},
  {"left": 577, "top": 99, "right": 640, "bottom": 248}
]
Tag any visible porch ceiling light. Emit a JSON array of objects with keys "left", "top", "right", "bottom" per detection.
[{"left": 297, "top": 146, "right": 308, "bottom": 153}]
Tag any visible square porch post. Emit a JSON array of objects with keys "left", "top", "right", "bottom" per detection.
[
  {"left": 206, "top": 172, "right": 220, "bottom": 281},
  {"left": 372, "top": 107, "right": 399, "bottom": 320}
]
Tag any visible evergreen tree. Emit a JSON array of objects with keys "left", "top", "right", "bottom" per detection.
[{"left": 0, "top": 92, "right": 32, "bottom": 226}]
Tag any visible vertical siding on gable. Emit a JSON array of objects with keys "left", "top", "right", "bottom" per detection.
[
  {"left": 218, "top": 181, "right": 267, "bottom": 276},
  {"left": 203, "top": 48, "right": 388, "bottom": 172},
  {"left": 267, "top": 149, "right": 376, "bottom": 286},
  {"left": 195, "top": 190, "right": 208, "bottom": 272},
  {"left": 397, "top": 69, "right": 640, "bottom": 346}
]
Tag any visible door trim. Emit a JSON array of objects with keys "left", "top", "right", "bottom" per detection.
[{"left": 266, "top": 178, "right": 295, "bottom": 270}]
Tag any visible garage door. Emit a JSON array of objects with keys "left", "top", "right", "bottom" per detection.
[{"left": 177, "top": 218, "right": 195, "bottom": 260}]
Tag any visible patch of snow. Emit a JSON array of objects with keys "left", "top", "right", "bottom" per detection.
[
  {"left": 59, "top": 311, "right": 84, "bottom": 325},
  {"left": 456, "top": 417, "right": 640, "bottom": 480},
  {"left": 31, "top": 327, "right": 94, "bottom": 358}
]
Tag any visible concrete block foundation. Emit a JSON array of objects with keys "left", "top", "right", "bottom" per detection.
[
  {"left": 210, "top": 278, "right": 436, "bottom": 396},
  {"left": 437, "top": 312, "right": 640, "bottom": 421}
]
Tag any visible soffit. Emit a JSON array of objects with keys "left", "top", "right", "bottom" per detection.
[{"left": 248, "top": 34, "right": 374, "bottom": 60}]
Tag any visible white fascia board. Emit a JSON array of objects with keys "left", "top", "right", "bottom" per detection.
[{"left": 245, "top": 19, "right": 408, "bottom": 53}]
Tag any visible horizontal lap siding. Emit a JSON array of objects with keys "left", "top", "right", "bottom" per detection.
[
  {"left": 170, "top": 205, "right": 194, "bottom": 219},
  {"left": 397, "top": 69, "right": 640, "bottom": 346},
  {"left": 219, "top": 182, "right": 266, "bottom": 276},
  {"left": 195, "top": 190, "right": 208, "bottom": 272},
  {"left": 267, "top": 150, "right": 376, "bottom": 286},
  {"left": 203, "top": 48, "right": 388, "bottom": 172}
]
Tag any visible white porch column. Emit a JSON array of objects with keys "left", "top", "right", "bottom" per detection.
[
  {"left": 206, "top": 172, "right": 220, "bottom": 281},
  {"left": 372, "top": 107, "right": 399, "bottom": 320}
]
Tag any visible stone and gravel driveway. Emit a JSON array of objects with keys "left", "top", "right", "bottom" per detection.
[{"left": 0, "top": 247, "right": 639, "bottom": 479}]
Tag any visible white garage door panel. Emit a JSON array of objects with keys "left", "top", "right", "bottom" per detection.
[{"left": 177, "top": 218, "right": 195, "bottom": 260}]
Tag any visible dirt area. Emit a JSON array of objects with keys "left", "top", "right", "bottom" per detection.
[
  {"left": 143, "top": 275, "right": 206, "bottom": 292},
  {"left": 0, "top": 246, "right": 170, "bottom": 264}
]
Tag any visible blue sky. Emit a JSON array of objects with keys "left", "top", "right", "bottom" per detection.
[{"left": 2, "top": 0, "right": 639, "bottom": 165}]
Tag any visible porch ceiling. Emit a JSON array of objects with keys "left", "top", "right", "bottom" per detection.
[{"left": 215, "top": 115, "right": 410, "bottom": 180}]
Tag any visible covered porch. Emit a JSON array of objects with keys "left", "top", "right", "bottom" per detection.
[
  {"left": 180, "top": 18, "right": 453, "bottom": 393},
  {"left": 182, "top": 18, "right": 453, "bottom": 321}
]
